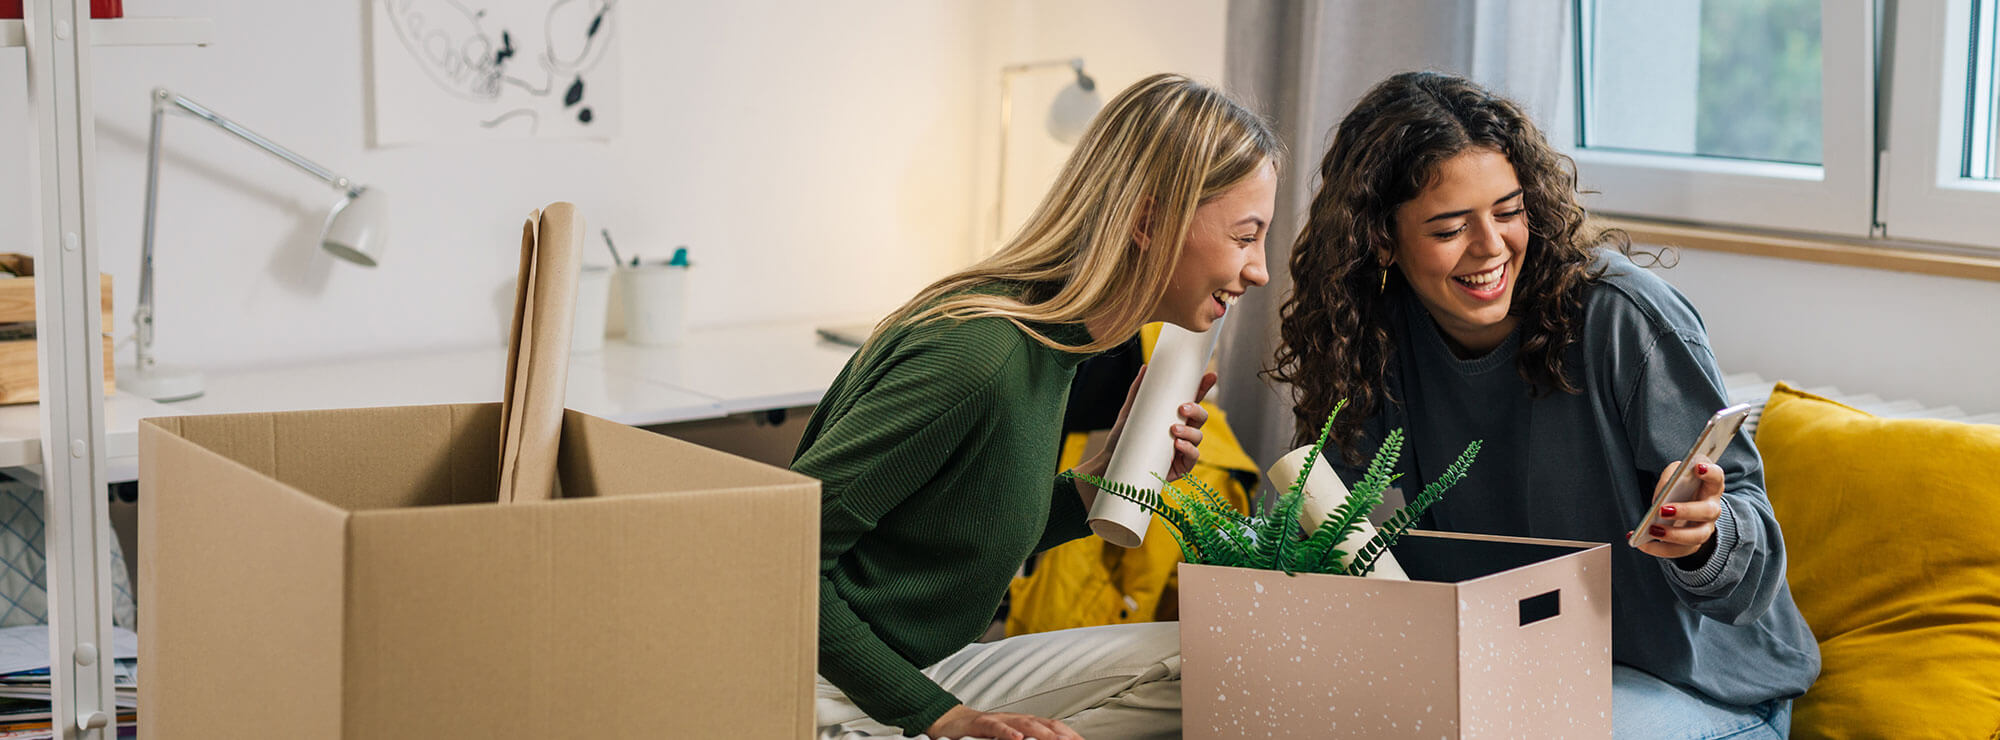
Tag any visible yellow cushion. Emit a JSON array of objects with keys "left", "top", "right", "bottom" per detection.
[{"left": 1756, "top": 382, "right": 2000, "bottom": 739}]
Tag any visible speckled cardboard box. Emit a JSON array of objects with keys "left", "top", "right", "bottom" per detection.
[{"left": 1180, "top": 530, "right": 1613, "bottom": 739}]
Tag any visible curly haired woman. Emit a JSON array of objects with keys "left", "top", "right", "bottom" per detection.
[{"left": 1270, "top": 71, "right": 1818, "bottom": 738}]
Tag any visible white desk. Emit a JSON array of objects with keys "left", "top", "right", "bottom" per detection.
[
  {"left": 180, "top": 345, "right": 724, "bottom": 425},
  {"left": 0, "top": 392, "right": 180, "bottom": 478},
  {"left": 0, "top": 320, "right": 861, "bottom": 483},
  {"left": 581, "top": 322, "right": 859, "bottom": 416}
]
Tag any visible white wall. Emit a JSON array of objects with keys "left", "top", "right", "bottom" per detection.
[
  {"left": 11, "top": 4, "right": 1986, "bottom": 423},
  {"left": 1644, "top": 247, "right": 2000, "bottom": 415},
  {"left": 1, "top": 1, "right": 990, "bottom": 371},
  {"left": 1, "top": 1, "right": 1226, "bottom": 374},
  {"left": 1, "top": 2, "right": 1227, "bottom": 376},
  {"left": 974, "top": 0, "right": 1229, "bottom": 261}
]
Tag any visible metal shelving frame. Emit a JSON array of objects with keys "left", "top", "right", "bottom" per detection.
[{"left": 7, "top": 4, "right": 210, "bottom": 737}]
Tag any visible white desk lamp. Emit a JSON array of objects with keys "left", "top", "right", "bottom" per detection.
[
  {"left": 120, "top": 87, "right": 386, "bottom": 402},
  {"left": 994, "top": 57, "right": 1102, "bottom": 247}
]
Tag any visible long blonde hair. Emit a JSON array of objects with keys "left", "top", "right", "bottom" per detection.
[{"left": 875, "top": 73, "right": 1281, "bottom": 354}]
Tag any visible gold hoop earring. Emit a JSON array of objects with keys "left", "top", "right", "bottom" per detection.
[{"left": 1379, "top": 268, "right": 1389, "bottom": 294}]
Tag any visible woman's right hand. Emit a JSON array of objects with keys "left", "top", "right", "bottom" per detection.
[{"left": 926, "top": 703, "right": 1082, "bottom": 740}]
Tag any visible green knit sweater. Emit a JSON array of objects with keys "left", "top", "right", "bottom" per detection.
[{"left": 791, "top": 308, "right": 1098, "bottom": 735}]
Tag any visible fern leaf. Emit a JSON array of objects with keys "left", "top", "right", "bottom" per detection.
[
  {"left": 1191, "top": 499, "right": 1256, "bottom": 568},
  {"left": 1255, "top": 487, "right": 1309, "bottom": 574},
  {"left": 1297, "top": 481, "right": 1382, "bottom": 574},
  {"left": 1165, "top": 485, "right": 1228, "bottom": 564},
  {"left": 1174, "top": 472, "right": 1242, "bottom": 520},
  {"left": 1350, "top": 428, "right": 1405, "bottom": 503},
  {"left": 1346, "top": 439, "right": 1481, "bottom": 576},
  {"left": 1160, "top": 472, "right": 1257, "bottom": 567},
  {"left": 1062, "top": 470, "right": 1166, "bottom": 514},
  {"left": 1284, "top": 400, "right": 1347, "bottom": 499},
  {"left": 1157, "top": 512, "right": 1200, "bottom": 563},
  {"left": 1060, "top": 470, "right": 1189, "bottom": 549}
]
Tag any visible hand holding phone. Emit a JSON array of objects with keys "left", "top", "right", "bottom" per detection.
[{"left": 1628, "top": 403, "right": 1754, "bottom": 549}]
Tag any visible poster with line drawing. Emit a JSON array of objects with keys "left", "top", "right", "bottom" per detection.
[{"left": 369, "top": 0, "right": 620, "bottom": 145}]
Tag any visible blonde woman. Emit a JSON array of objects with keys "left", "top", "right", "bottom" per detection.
[{"left": 799, "top": 73, "right": 1280, "bottom": 740}]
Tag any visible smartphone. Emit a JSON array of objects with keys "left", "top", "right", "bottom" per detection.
[{"left": 1627, "top": 402, "right": 1755, "bottom": 548}]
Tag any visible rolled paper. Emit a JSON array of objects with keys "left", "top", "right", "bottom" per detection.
[
  {"left": 1088, "top": 318, "right": 1226, "bottom": 548},
  {"left": 1266, "top": 444, "right": 1410, "bottom": 580}
]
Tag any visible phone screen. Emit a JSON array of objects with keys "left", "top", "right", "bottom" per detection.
[{"left": 1627, "top": 403, "right": 1755, "bottom": 548}]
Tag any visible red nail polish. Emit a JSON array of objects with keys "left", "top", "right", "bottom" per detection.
[
  {"left": 1696, "top": 463, "right": 1710, "bottom": 475},
  {"left": 1648, "top": 525, "right": 1666, "bottom": 537},
  {"left": 1660, "top": 505, "right": 1676, "bottom": 517}
]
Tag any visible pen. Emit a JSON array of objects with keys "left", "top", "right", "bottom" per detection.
[{"left": 601, "top": 228, "right": 628, "bottom": 268}]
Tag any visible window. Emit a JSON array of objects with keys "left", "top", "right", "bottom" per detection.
[
  {"left": 1966, "top": 0, "right": 1999, "bottom": 181},
  {"left": 1566, "top": 0, "right": 1874, "bottom": 238},
  {"left": 1561, "top": 0, "right": 2000, "bottom": 253},
  {"left": 1880, "top": 0, "right": 2000, "bottom": 248},
  {"left": 1580, "top": 0, "right": 1824, "bottom": 165}
]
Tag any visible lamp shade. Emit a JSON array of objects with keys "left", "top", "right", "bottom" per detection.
[
  {"left": 1045, "top": 81, "right": 1102, "bottom": 145},
  {"left": 322, "top": 186, "right": 387, "bottom": 267}
]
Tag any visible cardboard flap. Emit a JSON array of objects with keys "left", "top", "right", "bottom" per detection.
[
  {"left": 499, "top": 203, "right": 583, "bottom": 504},
  {"left": 1391, "top": 531, "right": 1598, "bottom": 584},
  {"left": 555, "top": 409, "right": 821, "bottom": 498},
  {"left": 342, "top": 475, "right": 819, "bottom": 738},
  {"left": 150, "top": 406, "right": 502, "bottom": 511},
  {"left": 499, "top": 209, "right": 540, "bottom": 503},
  {"left": 139, "top": 421, "right": 349, "bottom": 738}
]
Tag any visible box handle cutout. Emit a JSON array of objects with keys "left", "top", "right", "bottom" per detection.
[{"left": 1519, "top": 589, "right": 1561, "bottom": 626}]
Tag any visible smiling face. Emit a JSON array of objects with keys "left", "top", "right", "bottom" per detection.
[
  {"left": 1390, "top": 148, "right": 1530, "bottom": 357},
  {"left": 1152, "top": 160, "right": 1278, "bottom": 331}
]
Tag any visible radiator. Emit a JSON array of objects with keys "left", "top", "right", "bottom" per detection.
[{"left": 1722, "top": 372, "right": 2000, "bottom": 438}]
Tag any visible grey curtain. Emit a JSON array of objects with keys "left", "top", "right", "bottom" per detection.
[{"left": 1215, "top": 0, "right": 1567, "bottom": 473}]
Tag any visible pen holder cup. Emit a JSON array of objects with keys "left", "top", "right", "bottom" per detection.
[
  {"left": 570, "top": 265, "right": 612, "bottom": 353},
  {"left": 619, "top": 264, "right": 688, "bottom": 346}
]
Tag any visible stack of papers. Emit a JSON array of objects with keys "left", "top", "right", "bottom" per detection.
[{"left": 0, "top": 626, "right": 138, "bottom": 738}]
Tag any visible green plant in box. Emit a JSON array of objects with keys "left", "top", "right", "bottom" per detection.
[{"left": 1065, "top": 399, "right": 1481, "bottom": 576}]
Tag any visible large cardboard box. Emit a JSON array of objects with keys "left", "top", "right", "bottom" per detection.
[
  {"left": 139, "top": 403, "right": 819, "bottom": 739},
  {"left": 1180, "top": 531, "right": 1612, "bottom": 739}
]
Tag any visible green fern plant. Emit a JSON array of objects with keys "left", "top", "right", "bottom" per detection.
[{"left": 1065, "top": 400, "right": 1481, "bottom": 577}]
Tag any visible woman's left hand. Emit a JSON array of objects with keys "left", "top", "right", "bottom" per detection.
[
  {"left": 1155, "top": 369, "right": 1217, "bottom": 482},
  {"left": 1073, "top": 368, "right": 1217, "bottom": 504},
  {"left": 1632, "top": 455, "right": 1724, "bottom": 561}
]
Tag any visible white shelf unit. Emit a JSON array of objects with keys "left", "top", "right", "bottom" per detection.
[
  {"left": 1, "top": 17, "right": 212, "bottom": 48},
  {"left": 10, "top": 7, "right": 209, "bottom": 738}
]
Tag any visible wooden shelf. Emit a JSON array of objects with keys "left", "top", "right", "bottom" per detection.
[
  {"left": 1, "top": 17, "right": 213, "bottom": 48},
  {"left": 0, "top": 274, "right": 114, "bottom": 405},
  {"left": 1594, "top": 216, "right": 2000, "bottom": 284}
]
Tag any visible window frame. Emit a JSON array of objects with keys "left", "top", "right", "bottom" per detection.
[
  {"left": 1556, "top": 0, "right": 1877, "bottom": 239},
  {"left": 1878, "top": 0, "right": 2000, "bottom": 249}
]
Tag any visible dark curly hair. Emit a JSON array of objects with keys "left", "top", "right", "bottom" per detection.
[{"left": 1268, "top": 71, "right": 1645, "bottom": 464}]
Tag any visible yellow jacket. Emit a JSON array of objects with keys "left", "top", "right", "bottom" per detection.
[{"left": 1004, "top": 326, "right": 1258, "bottom": 636}]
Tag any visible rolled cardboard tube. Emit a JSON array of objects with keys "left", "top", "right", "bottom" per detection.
[
  {"left": 1266, "top": 444, "right": 1409, "bottom": 580},
  {"left": 1088, "top": 319, "right": 1224, "bottom": 548}
]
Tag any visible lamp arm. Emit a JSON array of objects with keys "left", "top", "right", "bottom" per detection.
[
  {"left": 999, "top": 57, "right": 1086, "bottom": 76},
  {"left": 153, "top": 88, "right": 359, "bottom": 195},
  {"left": 134, "top": 94, "right": 165, "bottom": 372},
  {"left": 133, "top": 87, "right": 364, "bottom": 373},
  {"left": 992, "top": 58, "right": 1089, "bottom": 250}
]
